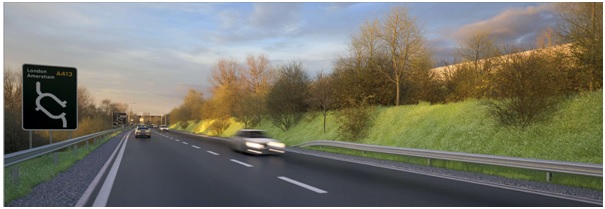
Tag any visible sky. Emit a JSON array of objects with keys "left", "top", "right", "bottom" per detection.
[{"left": 3, "top": 2, "right": 562, "bottom": 115}]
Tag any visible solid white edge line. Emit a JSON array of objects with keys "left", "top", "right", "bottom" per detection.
[
  {"left": 75, "top": 130, "right": 131, "bottom": 207},
  {"left": 192, "top": 145, "right": 201, "bottom": 149},
  {"left": 278, "top": 176, "right": 327, "bottom": 194},
  {"left": 92, "top": 129, "right": 131, "bottom": 206},
  {"left": 207, "top": 151, "right": 219, "bottom": 155},
  {"left": 230, "top": 159, "right": 253, "bottom": 167}
]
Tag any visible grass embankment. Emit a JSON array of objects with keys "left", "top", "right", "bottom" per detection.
[
  {"left": 172, "top": 90, "right": 603, "bottom": 190},
  {"left": 4, "top": 131, "right": 121, "bottom": 204},
  {"left": 169, "top": 118, "right": 243, "bottom": 137}
]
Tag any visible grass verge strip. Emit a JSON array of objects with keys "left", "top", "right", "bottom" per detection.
[{"left": 4, "top": 131, "right": 121, "bottom": 205}]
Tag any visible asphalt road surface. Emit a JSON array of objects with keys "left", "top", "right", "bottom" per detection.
[{"left": 96, "top": 129, "right": 597, "bottom": 207}]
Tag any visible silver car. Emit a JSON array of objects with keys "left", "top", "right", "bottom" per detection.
[
  {"left": 134, "top": 126, "right": 151, "bottom": 138},
  {"left": 230, "top": 129, "right": 286, "bottom": 155},
  {"left": 159, "top": 125, "right": 168, "bottom": 132}
]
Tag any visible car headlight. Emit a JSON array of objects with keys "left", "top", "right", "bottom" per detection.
[
  {"left": 267, "top": 142, "right": 285, "bottom": 148},
  {"left": 245, "top": 142, "right": 264, "bottom": 149}
]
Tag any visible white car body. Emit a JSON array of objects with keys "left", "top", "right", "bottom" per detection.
[{"left": 230, "top": 129, "right": 286, "bottom": 155}]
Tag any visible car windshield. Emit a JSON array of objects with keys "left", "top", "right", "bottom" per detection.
[
  {"left": 138, "top": 127, "right": 148, "bottom": 130},
  {"left": 242, "top": 131, "right": 266, "bottom": 138},
  {"left": 160, "top": 125, "right": 167, "bottom": 128}
]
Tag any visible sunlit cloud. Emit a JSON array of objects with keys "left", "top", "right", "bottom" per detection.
[{"left": 453, "top": 3, "right": 557, "bottom": 45}]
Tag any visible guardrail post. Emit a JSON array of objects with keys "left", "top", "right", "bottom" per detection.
[
  {"left": 546, "top": 172, "right": 552, "bottom": 182},
  {"left": 11, "top": 166, "right": 20, "bottom": 186},
  {"left": 53, "top": 152, "right": 59, "bottom": 165},
  {"left": 73, "top": 145, "right": 78, "bottom": 157},
  {"left": 427, "top": 158, "right": 432, "bottom": 166},
  {"left": 49, "top": 131, "right": 53, "bottom": 144}
]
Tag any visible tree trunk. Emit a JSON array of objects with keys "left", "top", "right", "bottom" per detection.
[
  {"left": 322, "top": 111, "right": 327, "bottom": 133},
  {"left": 395, "top": 77, "right": 400, "bottom": 106}
]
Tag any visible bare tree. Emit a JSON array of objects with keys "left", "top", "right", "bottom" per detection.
[
  {"left": 112, "top": 103, "right": 129, "bottom": 114},
  {"left": 354, "top": 19, "right": 382, "bottom": 67},
  {"left": 211, "top": 58, "right": 242, "bottom": 89},
  {"left": 243, "top": 53, "right": 273, "bottom": 126},
  {"left": 245, "top": 53, "right": 273, "bottom": 94},
  {"left": 4, "top": 68, "right": 28, "bottom": 152},
  {"left": 378, "top": 6, "right": 426, "bottom": 106},
  {"left": 457, "top": 30, "right": 499, "bottom": 72},
  {"left": 456, "top": 30, "right": 500, "bottom": 98},
  {"left": 556, "top": 2, "right": 603, "bottom": 91},
  {"left": 182, "top": 89, "right": 205, "bottom": 120},
  {"left": 536, "top": 27, "right": 559, "bottom": 48},
  {"left": 307, "top": 71, "right": 335, "bottom": 132},
  {"left": 4, "top": 68, "right": 22, "bottom": 112},
  {"left": 209, "top": 58, "right": 242, "bottom": 119},
  {"left": 101, "top": 99, "right": 112, "bottom": 116},
  {"left": 78, "top": 86, "right": 96, "bottom": 119},
  {"left": 266, "top": 61, "right": 310, "bottom": 131}
]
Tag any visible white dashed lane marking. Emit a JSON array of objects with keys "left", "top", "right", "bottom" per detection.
[
  {"left": 192, "top": 145, "right": 201, "bottom": 149},
  {"left": 207, "top": 151, "right": 219, "bottom": 156},
  {"left": 182, "top": 142, "right": 189, "bottom": 145},
  {"left": 230, "top": 159, "right": 253, "bottom": 167},
  {"left": 278, "top": 176, "right": 328, "bottom": 194}
]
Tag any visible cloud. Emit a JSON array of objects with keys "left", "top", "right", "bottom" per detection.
[
  {"left": 428, "top": 39, "right": 459, "bottom": 64},
  {"left": 218, "top": 8, "right": 243, "bottom": 29},
  {"left": 249, "top": 3, "right": 303, "bottom": 34},
  {"left": 325, "top": 3, "right": 358, "bottom": 11},
  {"left": 452, "top": 3, "right": 558, "bottom": 46}
]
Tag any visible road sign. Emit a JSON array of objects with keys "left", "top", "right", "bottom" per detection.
[
  {"left": 22, "top": 64, "right": 78, "bottom": 130},
  {"left": 112, "top": 113, "right": 127, "bottom": 125}
]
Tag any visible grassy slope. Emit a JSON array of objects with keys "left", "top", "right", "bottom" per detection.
[
  {"left": 170, "top": 118, "right": 243, "bottom": 137},
  {"left": 174, "top": 90, "right": 602, "bottom": 164},
  {"left": 257, "top": 90, "right": 603, "bottom": 164}
]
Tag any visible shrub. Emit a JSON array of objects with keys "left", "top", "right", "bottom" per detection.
[
  {"left": 485, "top": 47, "right": 563, "bottom": 128},
  {"left": 336, "top": 98, "right": 375, "bottom": 141},
  {"left": 209, "top": 118, "right": 230, "bottom": 136},
  {"left": 179, "top": 121, "right": 189, "bottom": 129}
]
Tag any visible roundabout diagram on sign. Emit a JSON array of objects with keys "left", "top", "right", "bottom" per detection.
[{"left": 34, "top": 81, "right": 67, "bottom": 128}]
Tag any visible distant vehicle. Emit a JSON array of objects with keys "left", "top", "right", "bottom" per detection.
[
  {"left": 159, "top": 125, "right": 168, "bottom": 132},
  {"left": 151, "top": 124, "right": 158, "bottom": 128},
  {"left": 135, "top": 126, "right": 151, "bottom": 138},
  {"left": 230, "top": 129, "right": 285, "bottom": 155}
]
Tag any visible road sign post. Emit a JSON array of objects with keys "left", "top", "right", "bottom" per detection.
[{"left": 22, "top": 64, "right": 77, "bottom": 130}]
